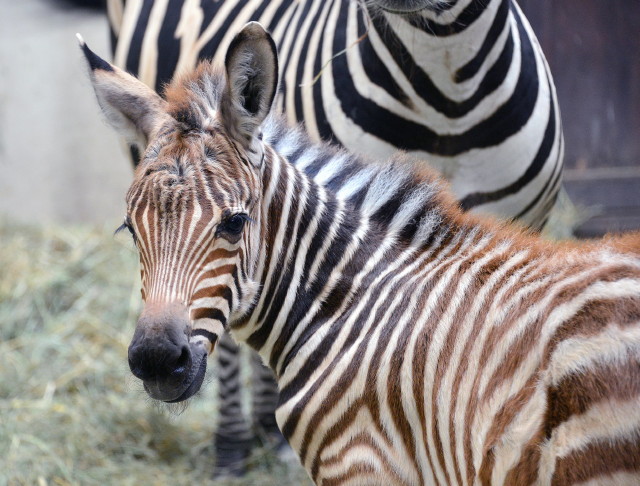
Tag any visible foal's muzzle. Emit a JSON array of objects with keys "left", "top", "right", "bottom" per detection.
[{"left": 127, "top": 303, "right": 208, "bottom": 402}]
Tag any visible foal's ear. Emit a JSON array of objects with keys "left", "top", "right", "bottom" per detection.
[
  {"left": 77, "top": 34, "right": 169, "bottom": 150},
  {"left": 221, "top": 22, "right": 278, "bottom": 148}
]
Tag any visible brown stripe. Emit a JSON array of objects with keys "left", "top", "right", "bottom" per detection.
[
  {"left": 191, "top": 284, "right": 232, "bottom": 302},
  {"left": 174, "top": 192, "right": 214, "bottom": 285},
  {"left": 465, "top": 264, "right": 632, "bottom": 479},
  {"left": 473, "top": 283, "right": 640, "bottom": 483},
  {"left": 256, "top": 160, "right": 287, "bottom": 298},
  {"left": 308, "top": 400, "right": 363, "bottom": 481},
  {"left": 478, "top": 446, "right": 495, "bottom": 486},
  {"left": 477, "top": 372, "right": 540, "bottom": 484},
  {"left": 132, "top": 193, "right": 152, "bottom": 270},
  {"left": 321, "top": 466, "right": 377, "bottom": 486},
  {"left": 551, "top": 433, "right": 640, "bottom": 485},
  {"left": 194, "top": 263, "right": 237, "bottom": 283},
  {"left": 462, "top": 262, "right": 565, "bottom": 482},
  {"left": 303, "top": 349, "right": 369, "bottom": 473},
  {"left": 306, "top": 284, "right": 417, "bottom": 474},
  {"left": 503, "top": 426, "right": 545, "bottom": 485},
  {"left": 384, "top": 294, "right": 419, "bottom": 475},
  {"left": 429, "top": 258, "right": 482, "bottom": 486},
  {"left": 319, "top": 431, "right": 410, "bottom": 486},
  {"left": 448, "top": 257, "right": 533, "bottom": 485},
  {"left": 412, "top": 230, "right": 479, "bottom": 486},
  {"left": 302, "top": 250, "right": 460, "bottom": 476},
  {"left": 164, "top": 200, "right": 195, "bottom": 293},
  {"left": 201, "top": 247, "right": 239, "bottom": 262},
  {"left": 319, "top": 433, "right": 374, "bottom": 467},
  {"left": 431, "top": 249, "right": 516, "bottom": 484},
  {"left": 545, "top": 359, "right": 640, "bottom": 440},
  {"left": 547, "top": 296, "right": 640, "bottom": 352},
  {"left": 479, "top": 269, "right": 640, "bottom": 410},
  {"left": 183, "top": 247, "right": 238, "bottom": 295},
  {"left": 474, "top": 264, "right": 635, "bottom": 418}
]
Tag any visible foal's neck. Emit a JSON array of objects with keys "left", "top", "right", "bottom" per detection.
[{"left": 243, "top": 140, "right": 465, "bottom": 378}]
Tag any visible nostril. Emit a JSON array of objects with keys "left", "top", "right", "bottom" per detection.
[
  {"left": 172, "top": 345, "right": 191, "bottom": 374},
  {"left": 128, "top": 345, "right": 154, "bottom": 381}
]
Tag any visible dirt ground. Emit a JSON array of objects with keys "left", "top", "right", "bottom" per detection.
[{"left": 0, "top": 0, "right": 131, "bottom": 226}]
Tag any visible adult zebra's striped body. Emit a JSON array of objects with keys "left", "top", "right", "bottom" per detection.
[
  {"left": 106, "top": 2, "right": 564, "bottom": 469},
  {"left": 107, "top": 0, "right": 563, "bottom": 228},
  {"left": 81, "top": 25, "right": 640, "bottom": 485}
]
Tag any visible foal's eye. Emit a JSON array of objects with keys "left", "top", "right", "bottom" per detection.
[
  {"left": 115, "top": 218, "right": 137, "bottom": 243},
  {"left": 218, "top": 213, "right": 250, "bottom": 237}
]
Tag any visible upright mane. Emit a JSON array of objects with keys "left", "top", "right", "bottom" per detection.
[{"left": 163, "top": 62, "right": 226, "bottom": 133}]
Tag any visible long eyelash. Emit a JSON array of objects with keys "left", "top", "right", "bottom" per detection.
[
  {"left": 114, "top": 223, "right": 128, "bottom": 236},
  {"left": 114, "top": 220, "right": 137, "bottom": 243}
]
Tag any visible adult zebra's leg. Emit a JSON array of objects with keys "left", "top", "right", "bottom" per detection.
[
  {"left": 213, "top": 332, "right": 253, "bottom": 477},
  {"left": 249, "top": 351, "right": 287, "bottom": 452}
]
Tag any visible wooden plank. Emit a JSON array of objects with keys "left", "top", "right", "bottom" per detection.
[
  {"left": 564, "top": 171, "right": 640, "bottom": 208},
  {"left": 572, "top": 214, "right": 640, "bottom": 239},
  {"left": 563, "top": 171, "right": 640, "bottom": 237},
  {"left": 519, "top": 0, "right": 640, "bottom": 171}
]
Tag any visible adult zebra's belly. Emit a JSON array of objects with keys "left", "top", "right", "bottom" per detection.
[{"left": 281, "top": 45, "right": 563, "bottom": 230}]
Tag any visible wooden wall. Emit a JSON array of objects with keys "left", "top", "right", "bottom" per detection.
[{"left": 519, "top": 0, "right": 640, "bottom": 236}]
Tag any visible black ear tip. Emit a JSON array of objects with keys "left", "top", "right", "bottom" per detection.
[{"left": 76, "top": 33, "right": 114, "bottom": 72}]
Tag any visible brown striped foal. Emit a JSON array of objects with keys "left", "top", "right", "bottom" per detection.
[{"left": 80, "top": 22, "right": 640, "bottom": 486}]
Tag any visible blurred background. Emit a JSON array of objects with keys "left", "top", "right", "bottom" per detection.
[
  {"left": 0, "top": 0, "right": 638, "bottom": 485},
  {"left": 0, "top": 0, "right": 129, "bottom": 226},
  {"left": 520, "top": 0, "right": 640, "bottom": 237}
]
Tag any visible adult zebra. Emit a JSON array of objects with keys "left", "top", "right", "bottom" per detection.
[
  {"left": 106, "top": 0, "right": 564, "bottom": 475},
  {"left": 107, "top": 0, "right": 563, "bottom": 228},
  {"left": 80, "top": 25, "right": 639, "bottom": 485}
]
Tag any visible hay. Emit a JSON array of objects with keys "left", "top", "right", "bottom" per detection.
[{"left": 0, "top": 219, "right": 311, "bottom": 486}]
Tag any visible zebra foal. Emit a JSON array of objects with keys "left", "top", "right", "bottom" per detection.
[
  {"left": 80, "top": 23, "right": 640, "bottom": 485},
  {"left": 107, "top": 0, "right": 565, "bottom": 473}
]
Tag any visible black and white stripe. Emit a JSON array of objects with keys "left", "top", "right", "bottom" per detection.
[{"left": 108, "top": 0, "right": 563, "bottom": 227}]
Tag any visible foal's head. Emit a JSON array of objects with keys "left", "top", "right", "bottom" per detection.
[{"left": 81, "top": 23, "right": 278, "bottom": 402}]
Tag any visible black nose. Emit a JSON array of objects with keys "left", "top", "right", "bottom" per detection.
[
  {"left": 127, "top": 305, "right": 192, "bottom": 383},
  {"left": 128, "top": 336, "right": 192, "bottom": 382}
]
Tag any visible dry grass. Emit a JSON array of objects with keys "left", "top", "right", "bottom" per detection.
[{"left": 0, "top": 219, "right": 311, "bottom": 486}]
